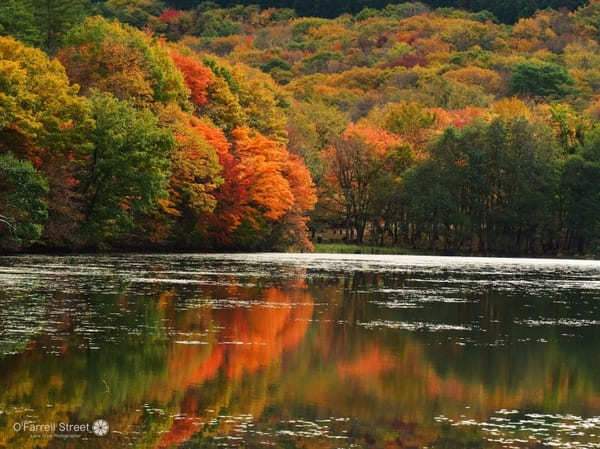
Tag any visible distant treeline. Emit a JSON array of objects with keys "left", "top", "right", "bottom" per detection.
[{"left": 164, "top": 0, "right": 587, "bottom": 22}]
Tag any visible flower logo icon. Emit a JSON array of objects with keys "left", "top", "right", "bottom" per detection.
[{"left": 92, "top": 419, "right": 109, "bottom": 436}]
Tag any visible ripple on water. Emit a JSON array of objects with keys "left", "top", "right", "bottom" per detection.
[
  {"left": 515, "top": 319, "right": 600, "bottom": 327},
  {"left": 2, "top": 253, "right": 600, "bottom": 448},
  {"left": 438, "top": 412, "right": 600, "bottom": 449},
  {"left": 359, "top": 320, "right": 472, "bottom": 332}
]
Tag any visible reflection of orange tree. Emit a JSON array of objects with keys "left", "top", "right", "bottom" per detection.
[
  {"left": 154, "top": 285, "right": 314, "bottom": 448},
  {"left": 0, "top": 284, "right": 314, "bottom": 449},
  {"left": 5, "top": 278, "right": 600, "bottom": 449}
]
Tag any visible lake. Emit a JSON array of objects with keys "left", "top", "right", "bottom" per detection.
[{"left": 1, "top": 253, "right": 600, "bottom": 448}]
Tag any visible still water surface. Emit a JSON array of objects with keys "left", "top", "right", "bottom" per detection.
[{"left": 1, "top": 253, "right": 600, "bottom": 448}]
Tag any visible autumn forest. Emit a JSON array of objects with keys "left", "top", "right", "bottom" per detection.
[{"left": 2, "top": 0, "right": 600, "bottom": 255}]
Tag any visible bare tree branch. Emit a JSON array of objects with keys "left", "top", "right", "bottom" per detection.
[{"left": 0, "top": 214, "right": 16, "bottom": 234}]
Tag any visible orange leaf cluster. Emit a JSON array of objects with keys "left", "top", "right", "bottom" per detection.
[{"left": 170, "top": 50, "right": 213, "bottom": 108}]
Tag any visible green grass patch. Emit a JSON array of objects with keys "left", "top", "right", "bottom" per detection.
[{"left": 313, "top": 243, "right": 422, "bottom": 255}]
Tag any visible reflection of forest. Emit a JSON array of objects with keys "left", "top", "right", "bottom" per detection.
[{"left": 1, "top": 271, "right": 600, "bottom": 448}]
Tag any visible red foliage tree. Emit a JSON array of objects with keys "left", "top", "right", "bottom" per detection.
[{"left": 159, "top": 9, "right": 181, "bottom": 23}]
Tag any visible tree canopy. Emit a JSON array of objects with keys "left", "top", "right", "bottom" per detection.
[{"left": 162, "top": 0, "right": 587, "bottom": 23}]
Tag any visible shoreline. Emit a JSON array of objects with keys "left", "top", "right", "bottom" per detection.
[{"left": 0, "top": 243, "right": 597, "bottom": 261}]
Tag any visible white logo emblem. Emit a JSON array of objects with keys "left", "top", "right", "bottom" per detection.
[{"left": 92, "top": 419, "right": 109, "bottom": 436}]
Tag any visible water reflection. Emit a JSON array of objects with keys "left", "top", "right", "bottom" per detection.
[{"left": 0, "top": 254, "right": 600, "bottom": 448}]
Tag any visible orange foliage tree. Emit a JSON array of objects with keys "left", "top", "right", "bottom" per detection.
[{"left": 169, "top": 49, "right": 214, "bottom": 109}]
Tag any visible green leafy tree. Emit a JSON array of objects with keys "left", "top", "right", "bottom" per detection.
[
  {"left": 403, "top": 119, "right": 560, "bottom": 253},
  {"left": 510, "top": 62, "right": 576, "bottom": 98},
  {"left": 0, "top": 153, "right": 48, "bottom": 251},
  {"left": 32, "top": 0, "right": 91, "bottom": 54},
  {"left": 561, "top": 127, "right": 600, "bottom": 253},
  {"left": 101, "top": 0, "right": 165, "bottom": 27},
  {"left": 0, "top": 0, "right": 42, "bottom": 47},
  {"left": 193, "top": 9, "right": 242, "bottom": 37},
  {"left": 81, "top": 93, "right": 174, "bottom": 245}
]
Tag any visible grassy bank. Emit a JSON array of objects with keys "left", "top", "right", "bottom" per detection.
[{"left": 313, "top": 243, "right": 425, "bottom": 255}]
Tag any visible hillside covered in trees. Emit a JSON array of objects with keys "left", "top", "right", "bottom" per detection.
[
  {"left": 2, "top": 0, "right": 600, "bottom": 255},
  {"left": 164, "top": 0, "right": 588, "bottom": 23}
]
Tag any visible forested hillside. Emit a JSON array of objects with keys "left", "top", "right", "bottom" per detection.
[
  {"left": 2, "top": 0, "right": 600, "bottom": 255},
  {"left": 164, "top": 0, "right": 588, "bottom": 23}
]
